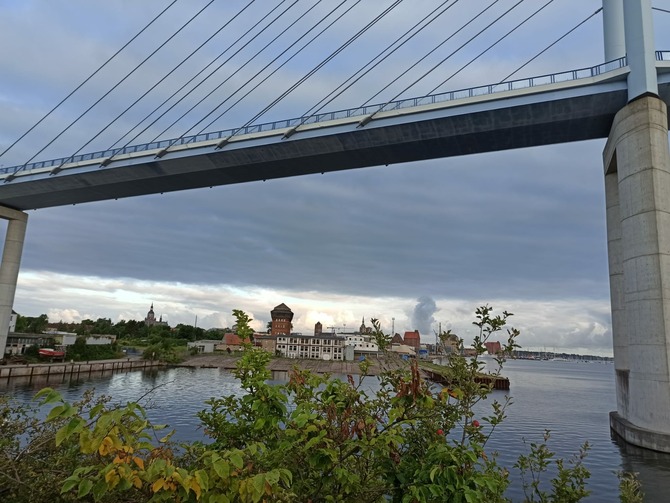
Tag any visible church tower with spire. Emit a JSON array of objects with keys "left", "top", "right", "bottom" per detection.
[{"left": 145, "top": 303, "right": 156, "bottom": 326}]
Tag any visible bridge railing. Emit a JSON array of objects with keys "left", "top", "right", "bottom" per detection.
[{"left": 0, "top": 56, "right": 630, "bottom": 175}]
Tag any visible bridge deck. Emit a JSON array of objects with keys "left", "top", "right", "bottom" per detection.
[{"left": 1, "top": 57, "right": 669, "bottom": 211}]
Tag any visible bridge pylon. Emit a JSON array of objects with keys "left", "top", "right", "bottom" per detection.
[
  {"left": 603, "top": 0, "right": 670, "bottom": 453},
  {"left": 605, "top": 96, "right": 670, "bottom": 453},
  {"left": 0, "top": 206, "right": 27, "bottom": 358}
]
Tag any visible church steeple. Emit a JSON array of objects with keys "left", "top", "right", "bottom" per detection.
[{"left": 145, "top": 303, "right": 156, "bottom": 325}]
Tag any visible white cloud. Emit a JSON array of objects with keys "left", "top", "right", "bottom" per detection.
[{"left": 14, "top": 270, "right": 612, "bottom": 355}]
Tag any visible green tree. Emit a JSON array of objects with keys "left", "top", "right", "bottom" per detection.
[
  {"left": 370, "top": 317, "right": 391, "bottom": 351},
  {"left": 91, "top": 318, "right": 114, "bottom": 335},
  {"left": 15, "top": 314, "right": 49, "bottom": 334},
  {"left": 147, "top": 324, "right": 172, "bottom": 340},
  {"left": 174, "top": 323, "right": 205, "bottom": 341}
]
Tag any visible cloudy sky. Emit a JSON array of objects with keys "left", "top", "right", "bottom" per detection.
[{"left": 1, "top": 0, "right": 669, "bottom": 356}]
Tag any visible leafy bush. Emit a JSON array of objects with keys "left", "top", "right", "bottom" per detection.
[
  {"left": 65, "top": 337, "right": 122, "bottom": 361},
  {"left": 142, "top": 340, "right": 184, "bottom": 364}
]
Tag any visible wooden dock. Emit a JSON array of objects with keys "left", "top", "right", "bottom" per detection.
[
  {"left": 421, "top": 368, "right": 510, "bottom": 391},
  {"left": 0, "top": 359, "right": 165, "bottom": 387}
]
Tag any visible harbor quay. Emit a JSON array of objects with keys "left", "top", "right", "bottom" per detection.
[
  {"left": 0, "top": 353, "right": 510, "bottom": 390},
  {"left": 0, "top": 358, "right": 165, "bottom": 387},
  {"left": 177, "top": 353, "right": 407, "bottom": 376},
  {"left": 179, "top": 353, "right": 511, "bottom": 390}
]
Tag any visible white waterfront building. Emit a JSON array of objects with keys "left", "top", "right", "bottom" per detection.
[
  {"left": 344, "top": 334, "right": 379, "bottom": 354},
  {"left": 275, "top": 334, "right": 346, "bottom": 360}
]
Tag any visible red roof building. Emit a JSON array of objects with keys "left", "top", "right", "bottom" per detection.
[
  {"left": 403, "top": 330, "right": 421, "bottom": 352},
  {"left": 223, "top": 333, "right": 243, "bottom": 346}
]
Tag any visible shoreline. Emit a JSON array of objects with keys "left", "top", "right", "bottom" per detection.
[{"left": 177, "top": 353, "right": 408, "bottom": 376}]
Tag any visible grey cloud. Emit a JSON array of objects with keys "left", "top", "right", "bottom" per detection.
[{"left": 411, "top": 297, "right": 439, "bottom": 336}]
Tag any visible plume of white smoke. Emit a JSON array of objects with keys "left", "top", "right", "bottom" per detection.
[{"left": 411, "top": 296, "right": 439, "bottom": 336}]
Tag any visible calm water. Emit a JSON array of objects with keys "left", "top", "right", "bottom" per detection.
[{"left": 2, "top": 359, "right": 670, "bottom": 502}]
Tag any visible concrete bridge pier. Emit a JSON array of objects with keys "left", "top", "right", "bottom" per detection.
[
  {"left": 0, "top": 206, "right": 28, "bottom": 358},
  {"left": 604, "top": 96, "right": 670, "bottom": 452}
]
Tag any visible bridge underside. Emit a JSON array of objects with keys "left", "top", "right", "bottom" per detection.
[
  {"left": 0, "top": 88, "right": 640, "bottom": 211},
  {"left": 1, "top": 81, "right": 669, "bottom": 211}
]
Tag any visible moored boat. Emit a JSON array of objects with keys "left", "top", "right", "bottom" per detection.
[{"left": 38, "top": 348, "right": 65, "bottom": 358}]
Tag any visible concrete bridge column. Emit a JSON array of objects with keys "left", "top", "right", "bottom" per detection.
[
  {"left": 604, "top": 171, "right": 628, "bottom": 417},
  {"left": 604, "top": 96, "right": 670, "bottom": 452},
  {"left": 0, "top": 206, "right": 28, "bottom": 358}
]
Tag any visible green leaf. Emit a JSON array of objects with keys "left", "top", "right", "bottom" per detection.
[
  {"left": 252, "top": 475, "right": 265, "bottom": 502},
  {"left": 92, "top": 479, "right": 108, "bottom": 502},
  {"left": 229, "top": 452, "right": 243, "bottom": 470},
  {"left": 61, "top": 477, "right": 79, "bottom": 494},
  {"left": 34, "top": 387, "right": 62, "bottom": 404},
  {"left": 196, "top": 469, "right": 210, "bottom": 492},
  {"left": 46, "top": 404, "right": 66, "bottom": 421},
  {"left": 77, "top": 479, "right": 93, "bottom": 498},
  {"left": 158, "top": 430, "right": 175, "bottom": 443},
  {"left": 212, "top": 459, "right": 230, "bottom": 480},
  {"left": 56, "top": 417, "right": 84, "bottom": 446},
  {"left": 264, "top": 470, "right": 280, "bottom": 485}
]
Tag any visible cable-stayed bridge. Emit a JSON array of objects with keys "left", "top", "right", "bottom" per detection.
[{"left": 0, "top": 54, "right": 669, "bottom": 210}]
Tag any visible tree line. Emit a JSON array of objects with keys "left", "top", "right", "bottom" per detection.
[{"left": 14, "top": 314, "right": 232, "bottom": 342}]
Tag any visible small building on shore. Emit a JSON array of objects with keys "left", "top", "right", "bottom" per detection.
[
  {"left": 187, "top": 340, "right": 223, "bottom": 354},
  {"left": 389, "top": 343, "right": 416, "bottom": 357},
  {"left": 275, "top": 334, "right": 347, "bottom": 360},
  {"left": 344, "top": 334, "right": 379, "bottom": 354},
  {"left": 216, "top": 333, "right": 244, "bottom": 352},
  {"left": 50, "top": 333, "right": 116, "bottom": 346},
  {"left": 4, "top": 333, "right": 54, "bottom": 355},
  {"left": 253, "top": 334, "right": 277, "bottom": 353}
]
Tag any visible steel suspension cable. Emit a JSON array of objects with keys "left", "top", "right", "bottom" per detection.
[
  {"left": 142, "top": 0, "right": 301, "bottom": 145},
  {"left": 110, "top": 0, "right": 293, "bottom": 152},
  {"left": 219, "top": 0, "right": 406, "bottom": 140},
  {"left": 154, "top": 0, "right": 329, "bottom": 143},
  {"left": 427, "top": 0, "right": 556, "bottom": 95},
  {"left": 298, "top": 0, "right": 461, "bottom": 121},
  {"left": 498, "top": 8, "right": 602, "bottom": 84},
  {"left": 359, "top": 0, "right": 506, "bottom": 108},
  {"left": 191, "top": 0, "right": 356, "bottom": 138},
  {"left": 30, "top": 0, "right": 218, "bottom": 169},
  {"left": 0, "top": 0, "right": 179, "bottom": 163},
  {"left": 653, "top": 7, "right": 670, "bottom": 15},
  {"left": 71, "top": 0, "right": 258, "bottom": 160}
]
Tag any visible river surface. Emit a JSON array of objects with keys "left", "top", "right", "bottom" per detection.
[{"left": 2, "top": 358, "right": 670, "bottom": 502}]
